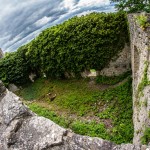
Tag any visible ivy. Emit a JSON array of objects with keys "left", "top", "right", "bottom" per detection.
[
  {"left": 137, "top": 61, "right": 149, "bottom": 97},
  {"left": 0, "top": 45, "right": 30, "bottom": 85},
  {"left": 0, "top": 12, "right": 129, "bottom": 84},
  {"left": 141, "top": 127, "right": 150, "bottom": 145}
]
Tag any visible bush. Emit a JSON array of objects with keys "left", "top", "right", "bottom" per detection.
[
  {"left": 0, "top": 12, "right": 129, "bottom": 84},
  {"left": 26, "top": 12, "right": 128, "bottom": 78},
  {"left": 136, "top": 14, "right": 150, "bottom": 29},
  {"left": 0, "top": 45, "right": 30, "bottom": 85}
]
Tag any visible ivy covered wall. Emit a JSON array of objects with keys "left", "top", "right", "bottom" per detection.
[{"left": 0, "top": 12, "right": 129, "bottom": 85}]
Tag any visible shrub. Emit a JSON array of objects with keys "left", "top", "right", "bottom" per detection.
[
  {"left": 0, "top": 45, "right": 30, "bottom": 85},
  {"left": 0, "top": 12, "right": 129, "bottom": 84},
  {"left": 136, "top": 14, "right": 150, "bottom": 29}
]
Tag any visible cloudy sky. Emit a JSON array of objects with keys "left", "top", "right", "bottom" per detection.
[{"left": 0, "top": 0, "right": 116, "bottom": 52}]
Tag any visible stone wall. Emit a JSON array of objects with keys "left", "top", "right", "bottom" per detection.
[
  {"left": 0, "top": 81, "right": 149, "bottom": 150},
  {"left": 99, "top": 44, "right": 131, "bottom": 76},
  {"left": 0, "top": 48, "right": 4, "bottom": 59},
  {"left": 81, "top": 44, "right": 131, "bottom": 78},
  {"left": 128, "top": 13, "right": 150, "bottom": 144}
]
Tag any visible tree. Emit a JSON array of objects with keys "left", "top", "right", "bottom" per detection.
[{"left": 112, "top": 0, "right": 150, "bottom": 13}]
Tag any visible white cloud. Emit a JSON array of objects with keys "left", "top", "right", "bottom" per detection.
[
  {"left": 0, "top": 0, "right": 115, "bottom": 52},
  {"left": 63, "top": 0, "right": 76, "bottom": 9},
  {"left": 77, "top": 0, "right": 110, "bottom": 8},
  {"left": 34, "top": 16, "right": 52, "bottom": 27}
]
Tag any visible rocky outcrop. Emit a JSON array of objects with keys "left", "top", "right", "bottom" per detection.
[{"left": 0, "top": 81, "right": 150, "bottom": 150}]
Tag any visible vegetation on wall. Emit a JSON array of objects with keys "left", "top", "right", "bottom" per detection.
[
  {"left": 135, "top": 14, "right": 150, "bottom": 29},
  {"left": 141, "top": 127, "right": 150, "bottom": 144},
  {"left": 0, "top": 12, "right": 129, "bottom": 85},
  {"left": 137, "top": 61, "right": 149, "bottom": 97},
  {"left": 0, "top": 46, "right": 30, "bottom": 85},
  {"left": 112, "top": 0, "right": 150, "bottom": 13}
]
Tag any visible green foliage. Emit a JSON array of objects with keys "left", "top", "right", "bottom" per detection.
[
  {"left": 0, "top": 12, "right": 129, "bottom": 85},
  {"left": 112, "top": 0, "right": 150, "bottom": 13},
  {"left": 136, "top": 14, "right": 150, "bottom": 29},
  {"left": 137, "top": 61, "right": 149, "bottom": 97},
  {"left": 28, "top": 104, "right": 70, "bottom": 128},
  {"left": 0, "top": 45, "right": 30, "bottom": 85},
  {"left": 141, "top": 127, "right": 150, "bottom": 144},
  {"left": 26, "top": 12, "right": 128, "bottom": 78},
  {"left": 71, "top": 121, "right": 109, "bottom": 138},
  {"left": 18, "top": 77, "right": 133, "bottom": 144},
  {"left": 96, "top": 71, "right": 131, "bottom": 85}
]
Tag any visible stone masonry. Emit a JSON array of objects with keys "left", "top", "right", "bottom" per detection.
[
  {"left": 99, "top": 43, "right": 131, "bottom": 76},
  {"left": 128, "top": 13, "right": 150, "bottom": 144}
]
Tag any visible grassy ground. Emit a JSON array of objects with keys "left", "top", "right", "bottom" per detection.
[{"left": 17, "top": 76, "right": 133, "bottom": 144}]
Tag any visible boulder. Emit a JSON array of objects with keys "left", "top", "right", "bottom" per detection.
[
  {"left": 8, "top": 84, "right": 19, "bottom": 92},
  {"left": 0, "top": 81, "right": 150, "bottom": 150}
]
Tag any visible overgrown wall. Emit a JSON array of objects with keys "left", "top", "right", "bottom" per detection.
[
  {"left": 128, "top": 13, "right": 150, "bottom": 144},
  {"left": 99, "top": 43, "right": 131, "bottom": 76}
]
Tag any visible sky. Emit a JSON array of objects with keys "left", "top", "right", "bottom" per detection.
[{"left": 0, "top": 0, "right": 116, "bottom": 52}]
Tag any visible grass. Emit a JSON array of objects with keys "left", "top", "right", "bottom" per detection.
[
  {"left": 17, "top": 77, "right": 133, "bottom": 144},
  {"left": 96, "top": 71, "right": 131, "bottom": 85},
  {"left": 141, "top": 127, "right": 150, "bottom": 144}
]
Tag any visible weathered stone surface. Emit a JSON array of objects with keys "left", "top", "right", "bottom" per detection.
[
  {"left": 128, "top": 13, "right": 150, "bottom": 144},
  {"left": 0, "top": 80, "right": 6, "bottom": 95},
  {"left": 8, "top": 84, "right": 19, "bottom": 92},
  {"left": 0, "top": 81, "right": 150, "bottom": 150},
  {"left": 0, "top": 48, "right": 4, "bottom": 59},
  {"left": 81, "top": 44, "right": 131, "bottom": 78},
  {"left": 99, "top": 43, "right": 131, "bottom": 76}
]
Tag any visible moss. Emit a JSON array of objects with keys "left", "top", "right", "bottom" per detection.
[
  {"left": 137, "top": 61, "right": 149, "bottom": 97},
  {"left": 136, "top": 14, "right": 150, "bottom": 29},
  {"left": 141, "top": 127, "right": 150, "bottom": 145}
]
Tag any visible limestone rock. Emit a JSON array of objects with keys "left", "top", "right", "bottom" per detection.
[
  {"left": 0, "top": 80, "right": 6, "bottom": 94},
  {"left": 8, "top": 84, "right": 19, "bottom": 92},
  {"left": 0, "top": 80, "right": 150, "bottom": 150},
  {"left": 0, "top": 48, "right": 4, "bottom": 59}
]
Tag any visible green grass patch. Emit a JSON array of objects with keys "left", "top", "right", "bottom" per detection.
[
  {"left": 17, "top": 77, "right": 133, "bottom": 144},
  {"left": 96, "top": 71, "right": 131, "bottom": 85},
  {"left": 28, "top": 103, "right": 70, "bottom": 128}
]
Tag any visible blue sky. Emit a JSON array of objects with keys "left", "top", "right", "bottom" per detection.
[{"left": 0, "top": 0, "right": 116, "bottom": 52}]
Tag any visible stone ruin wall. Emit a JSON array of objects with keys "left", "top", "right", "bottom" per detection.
[
  {"left": 128, "top": 13, "right": 150, "bottom": 144},
  {"left": 99, "top": 43, "right": 131, "bottom": 77},
  {"left": 0, "top": 48, "right": 4, "bottom": 59},
  {"left": 81, "top": 44, "right": 131, "bottom": 78}
]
